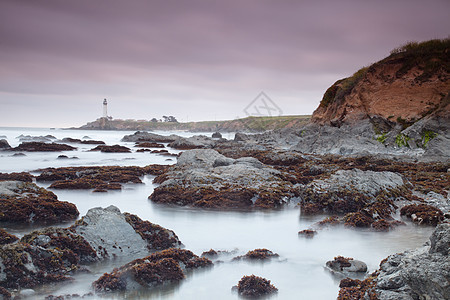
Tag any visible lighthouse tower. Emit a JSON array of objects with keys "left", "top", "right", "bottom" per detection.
[{"left": 103, "top": 99, "right": 108, "bottom": 118}]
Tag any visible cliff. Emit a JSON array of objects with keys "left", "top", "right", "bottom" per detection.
[{"left": 312, "top": 39, "right": 450, "bottom": 129}]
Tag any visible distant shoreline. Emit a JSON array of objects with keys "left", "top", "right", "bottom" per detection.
[{"left": 76, "top": 115, "right": 311, "bottom": 132}]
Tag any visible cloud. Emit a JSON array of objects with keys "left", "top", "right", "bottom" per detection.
[{"left": 0, "top": 0, "right": 449, "bottom": 127}]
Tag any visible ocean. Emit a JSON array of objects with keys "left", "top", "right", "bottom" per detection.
[{"left": 0, "top": 127, "right": 433, "bottom": 299}]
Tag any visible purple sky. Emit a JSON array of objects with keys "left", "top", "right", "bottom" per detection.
[{"left": 1, "top": 0, "right": 449, "bottom": 127}]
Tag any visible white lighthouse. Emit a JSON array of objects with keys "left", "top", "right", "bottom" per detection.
[{"left": 103, "top": 99, "right": 108, "bottom": 118}]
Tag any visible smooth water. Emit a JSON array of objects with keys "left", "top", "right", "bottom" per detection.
[{"left": 0, "top": 127, "right": 434, "bottom": 300}]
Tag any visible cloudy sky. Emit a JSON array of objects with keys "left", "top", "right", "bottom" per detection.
[{"left": 0, "top": 0, "right": 449, "bottom": 127}]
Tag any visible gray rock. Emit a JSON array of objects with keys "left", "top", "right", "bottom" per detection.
[
  {"left": 168, "top": 135, "right": 216, "bottom": 149},
  {"left": 121, "top": 131, "right": 180, "bottom": 143},
  {"left": 374, "top": 223, "right": 450, "bottom": 300},
  {"left": 73, "top": 205, "right": 150, "bottom": 259},
  {"left": 212, "top": 132, "right": 222, "bottom": 139},
  {"left": 306, "top": 169, "right": 405, "bottom": 197},
  {"left": 326, "top": 257, "right": 368, "bottom": 276},
  {"left": 0, "top": 139, "right": 10, "bottom": 149}
]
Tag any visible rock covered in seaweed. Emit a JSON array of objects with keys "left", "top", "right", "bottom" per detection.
[
  {"left": 0, "top": 181, "right": 79, "bottom": 224},
  {"left": 93, "top": 248, "right": 212, "bottom": 292},
  {"left": 0, "top": 206, "right": 182, "bottom": 292},
  {"left": 149, "top": 149, "right": 296, "bottom": 209},
  {"left": 235, "top": 274, "right": 278, "bottom": 297},
  {"left": 9, "top": 142, "right": 76, "bottom": 152},
  {"left": 36, "top": 165, "right": 169, "bottom": 192},
  {"left": 233, "top": 249, "right": 279, "bottom": 261},
  {"left": 89, "top": 144, "right": 131, "bottom": 153}
]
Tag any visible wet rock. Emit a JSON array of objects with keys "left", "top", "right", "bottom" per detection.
[
  {"left": 121, "top": 131, "right": 180, "bottom": 143},
  {"left": 17, "top": 135, "right": 55, "bottom": 143},
  {"left": 11, "top": 153, "right": 25, "bottom": 157},
  {"left": 0, "top": 139, "right": 10, "bottom": 149},
  {"left": 168, "top": 135, "right": 215, "bottom": 150},
  {"left": 36, "top": 165, "right": 166, "bottom": 192},
  {"left": 73, "top": 206, "right": 181, "bottom": 258},
  {"left": 89, "top": 144, "right": 131, "bottom": 153},
  {"left": 233, "top": 249, "right": 279, "bottom": 261},
  {"left": 10, "top": 142, "right": 76, "bottom": 152},
  {"left": 299, "top": 169, "right": 406, "bottom": 227},
  {"left": 0, "top": 206, "right": 182, "bottom": 292},
  {"left": 298, "top": 229, "right": 317, "bottom": 237},
  {"left": 61, "top": 138, "right": 105, "bottom": 145},
  {"left": 212, "top": 132, "right": 222, "bottom": 139},
  {"left": 0, "top": 172, "right": 33, "bottom": 182},
  {"left": 0, "top": 229, "right": 18, "bottom": 245},
  {"left": 400, "top": 204, "right": 444, "bottom": 225},
  {"left": 235, "top": 275, "right": 278, "bottom": 297},
  {"left": 234, "top": 132, "right": 250, "bottom": 142},
  {"left": 150, "top": 149, "right": 296, "bottom": 209},
  {"left": 326, "top": 256, "right": 368, "bottom": 277},
  {"left": 93, "top": 248, "right": 211, "bottom": 292},
  {"left": 0, "top": 181, "right": 79, "bottom": 224},
  {"left": 135, "top": 142, "right": 165, "bottom": 148},
  {"left": 338, "top": 223, "right": 450, "bottom": 300}
]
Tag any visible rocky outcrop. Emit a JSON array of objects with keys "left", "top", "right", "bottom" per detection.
[
  {"left": 299, "top": 168, "right": 407, "bottom": 228},
  {"left": 0, "top": 172, "right": 33, "bottom": 182},
  {"left": 232, "top": 249, "right": 279, "bottom": 261},
  {"left": 0, "top": 181, "right": 79, "bottom": 224},
  {"left": 89, "top": 144, "right": 131, "bottom": 153},
  {"left": 338, "top": 223, "right": 450, "bottom": 300},
  {"left": 17, "top": 134, "right": 56, "bottom": 143},
  {"left": 0, "top": 206, "right": 181, "bottom": 291},
  {"left": 0, "top": 139, "right": 10, "bottom": 149},
  {"left": 9, "top": 142, "right": 76, "bottom": 152},
  {"left": 168, "top": 135, "right": 217, "bottom": 150},
  {"left": 121, "top": 131, "right": 180, "bottom": 143},
  {"left": 234, "top": 275, "right": 278, "bottom": 297},
  {"left": 149, "top": 149, "right": 296, "bottom": 209},
  {"left": 36, "top": 165, "right": 168, "bottom": 192},
  {"left": 93, "top": 248, "right": 211, "bottom": 292},
  {"left": 60, "top": 137, "right": 105, "bottom": 145}
]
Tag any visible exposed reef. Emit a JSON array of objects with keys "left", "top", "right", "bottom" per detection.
[
  {"left": 149, "top": 149, "right": 296, "bottom": 209},
  {"left": 93, "top": 248, "right": 211, "bottom": 292},
  {"left": 0, "top": 206, "right": 181, "bottom": 291},
  {"left": 36, "top": 165, "right": 169, "bottom": 192},
  {"left": 0, "top": 181, "right": 79, "bottom": 224}
]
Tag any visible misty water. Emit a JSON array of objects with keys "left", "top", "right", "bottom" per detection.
[{"left": 0, "top": 127, "right": 434, "bottom": 300}]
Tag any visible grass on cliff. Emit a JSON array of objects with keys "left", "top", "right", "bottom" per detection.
[
  {"left": 387, "top": 38, "right": 450, "bottom": 82},
  {"left": 318, "top": 38, "right": 449, "bottom": 109}
]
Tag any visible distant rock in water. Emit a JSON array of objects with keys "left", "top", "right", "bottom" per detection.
[
  {"left": 0, "top": 139, "right": 10, "bottom": 149},
  {"left": 89, "top": 144, "right": 131, "bottom": 153},
  {"left": 121, "top": 131, "right": 180, "bottom": 143},
  {"left": 10, "top": 142, "right": 77, "bottom": 152}
]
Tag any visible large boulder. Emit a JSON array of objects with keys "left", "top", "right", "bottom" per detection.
[
  {"left": 0, "top": 139, "right": 10, "bottom": 149},
  {"left": 0, "top": 206, "right": 182, "bottom": 290},
  {"left": 338, "top": 223, "right": 450, "bottom": 300},
  {"left": 150, "top": 149, "right": 296, "bottom": 209}
]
